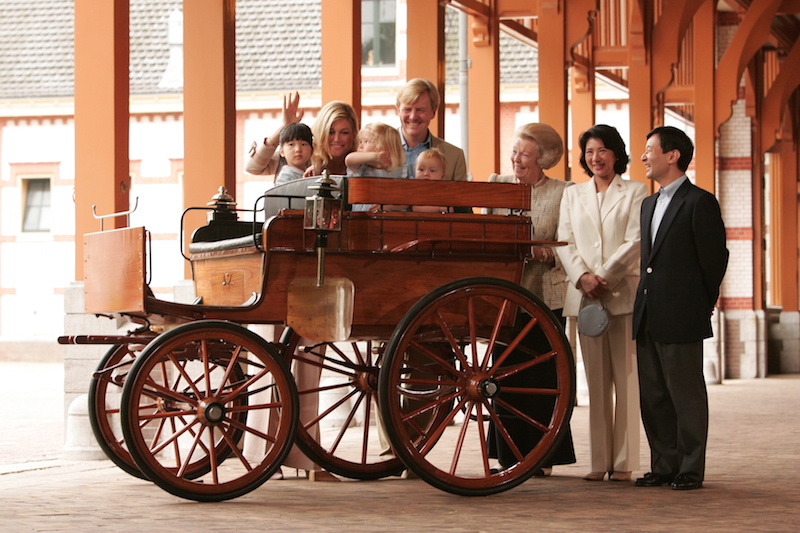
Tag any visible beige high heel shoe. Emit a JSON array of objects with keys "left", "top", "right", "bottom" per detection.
[
  {"left": 583, "top": 471, "right": 606, "bottom": 481},
  {"left": 308, "top": 469, "right": 341, "bottom": 482},
  {"left": 610, "top": 471, "right": 632, "bottom": 481}
]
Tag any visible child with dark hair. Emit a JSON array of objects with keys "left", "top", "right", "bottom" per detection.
[{"left": 275, "top": 122, "right": 313, "bottom": 185}]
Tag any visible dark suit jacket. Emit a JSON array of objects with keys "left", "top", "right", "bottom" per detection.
[{"left": 633, "top": 180, "right": 728, "bottom": 343}]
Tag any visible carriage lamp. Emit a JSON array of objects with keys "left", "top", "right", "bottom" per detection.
[
  {"left": 303, "top": 173, "right": 342, "bottom": 232},
  {"left": 304, "top": 173, "right": 343, "bottom": 287},
  {"left": 207, "top": 186, "right": 237, "bottom": 223}
]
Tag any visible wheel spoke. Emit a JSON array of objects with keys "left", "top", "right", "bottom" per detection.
[
  {"left": 490, "top": 314, "right": 538, "bottom": 370},
  {"left": 326, "top": 391, "right": 367, "bottom": 455},
  {"left": 492, "top": 350, "right": 558, "bottom": 382}
]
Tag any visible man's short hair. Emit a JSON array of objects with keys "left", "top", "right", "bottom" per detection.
[
  {"left": 396, "top": 78, "right": 440, "bottom": 112},
  {"left": 647, "top": 126, "right": 694, "bottom": 172}
]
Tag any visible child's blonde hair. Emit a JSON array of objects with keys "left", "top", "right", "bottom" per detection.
[
  {"left": 415, "top": 148, "right": 446, "bottom": 174},
  {"left": 359, "top": 122, "right": 405, "bottom": 172}
]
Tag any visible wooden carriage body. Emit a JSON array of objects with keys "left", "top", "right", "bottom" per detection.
[
  {"left": 83, "top": 177, "right": 535, "bottom": 336},
  {"left": 70, "top": 176, "right": 577, "bottom": 501}
]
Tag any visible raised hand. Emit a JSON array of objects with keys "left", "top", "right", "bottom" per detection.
[{"left": 282, "top": 91, "right": 304, "bottom": 125}]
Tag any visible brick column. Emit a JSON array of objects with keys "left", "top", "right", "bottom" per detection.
[{"left": 716, "top": 13, "right": 766, "bottom": 379}]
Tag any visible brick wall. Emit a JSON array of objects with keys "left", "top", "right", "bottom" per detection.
[{"left": 716, "top": 12, "right": 762, "bottom": 378}]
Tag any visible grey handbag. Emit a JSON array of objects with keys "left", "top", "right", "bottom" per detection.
[{"left": 577, "top": 296, "right": 610, "bottom": 337}]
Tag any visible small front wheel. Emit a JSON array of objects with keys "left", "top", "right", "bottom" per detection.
[
  {"left": 88, "top": 344, "right": 147, "bottom": 479},
  {"left": 120, "top": 321, "right": 298, "bottom": 502}
]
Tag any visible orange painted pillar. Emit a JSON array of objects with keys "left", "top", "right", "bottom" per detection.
[
  {"left": 567, "top": 0, "right": 597, "bottom": 183},
  {"left": 693, "top": 1, "right": 716, "bottom": 194},
  {"left": 183, "top": 0, "right": 237, "bottom": 278},
  {"left": 467, "top": 13, "right": 500, "bottom": 181},
  {"left": 628, "top": 67, "right": 652, "bottom": 188},
  {"left": 73, "top": 0, "right": 130, "bottom": 278},
  {"left": 321, "top": 0, "right": 361, "bottom": 115},
  {"left": 626, "top": 1, "right": 650, "bottom": 187},
  {"left": 776, "top": 140, "right": 799, "bottom": 310},
  {"left": 538, "top": 0, "right": 569, "bottom": 180},
  {"left": 406, "top": 0, "right": 446, "bottom": 136}
]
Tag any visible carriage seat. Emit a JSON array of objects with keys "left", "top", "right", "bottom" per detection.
[{"left": 188, "top": 234, "right": 261, "bottom": 254}]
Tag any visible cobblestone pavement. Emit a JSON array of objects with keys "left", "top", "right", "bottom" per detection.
[{"left": 1, "top": 361, "right": 798, "bottom": 532}]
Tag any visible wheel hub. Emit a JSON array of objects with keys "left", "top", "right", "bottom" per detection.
[
  {"left": 479, "top": 379, "right": 500, "bottom": 398},
  {"left": 198, "top": 399, "right": 226, "bottom": 425},
  {"left": 354, "top": 367, "right": 379, "bottom": 392},
  {"left": 466, "top": 373, "right": 500, "bottom": 400}
]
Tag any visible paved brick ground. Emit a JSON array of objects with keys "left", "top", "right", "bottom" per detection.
[{"left": 1, "top": 362, "right": 798, "bottom": 532}]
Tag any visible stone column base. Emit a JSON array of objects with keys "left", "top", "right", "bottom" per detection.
[{"left": 767, "top": 309, "right": 800, "bottom": 374}]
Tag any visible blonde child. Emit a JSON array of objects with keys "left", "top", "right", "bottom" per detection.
[
  {"left": 412, "top": 148, "right": 452, "bottom": 213},
  {"left": 345, "top": 122, "right": 407, "bottom": 211},
  {"left": 275, "top": 122, "right": 314, "bottom": 185}
]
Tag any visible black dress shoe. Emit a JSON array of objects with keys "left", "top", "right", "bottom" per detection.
[
  {"left": 634, "top": 472, "right": 674, "bottom": 487},
  {"left": 670, "top": 474, "right": 703, "bottom": 490}
]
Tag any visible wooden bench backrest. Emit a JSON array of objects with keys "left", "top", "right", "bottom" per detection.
[{"left": 346, "top": 177, "right": 530, "bottom": 210}]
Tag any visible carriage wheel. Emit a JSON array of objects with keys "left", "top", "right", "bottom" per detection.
[
  {"left": 378, "top": 278, "right": 575, "bottom": 496},
  {"left": 90, "top": 340, "right": 250, "bottom": 482},
  {"left": 88, "top": 344, "right": 147, "bottom": 479},
  {"left": 120, "top": 321, "right": 298, "bottom": 501},
  {"left": 280, "top": 330, "right": 404, "bottom": 479}
]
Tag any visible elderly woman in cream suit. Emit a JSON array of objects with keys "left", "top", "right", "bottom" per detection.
[
  {"left": 485, "top": 122, "right": 576, "bottom": 475},
  {"left": 557, "top": 125, "right": 647, "bottom": 482}
]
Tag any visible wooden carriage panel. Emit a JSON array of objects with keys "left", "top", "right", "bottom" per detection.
[
  {"left": 260, "top": 250, "right": 523, "bottom": 328},
  {"left": 258, "top": 210, "right": 530, "bottom": 328},
  {"left": 190, "top": 246, "right": 263, "bottom": 306},
  {"left": 84, "top": 227, "right": 146, "bottom": 314}
]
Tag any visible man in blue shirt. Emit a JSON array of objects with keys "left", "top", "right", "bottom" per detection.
[{"left": 395, "top": 78, "right": 469, "bottom": 181}]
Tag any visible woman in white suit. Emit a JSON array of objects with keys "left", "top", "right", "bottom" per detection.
[{"left": 557, "top": 125, "right": 647, "bottom": 482}]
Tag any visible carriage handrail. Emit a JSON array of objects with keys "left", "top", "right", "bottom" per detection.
[
  {"left": 91, "top": 197, "right": 139, "bottom": 231},
  {"left": 179, "top": 205, "right": 262, "bottom": 261},
  {"left": 387, "top": 238, "right": 566, "bottom": 254}
]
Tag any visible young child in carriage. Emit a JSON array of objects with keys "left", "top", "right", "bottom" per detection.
[
  {"left": 346, "top": 122, "right": 407, "bottom": 212},
  {"left": 411, "top": 147, "right": 452, "bottom": 214},
  {"left": 274, "top": 122, "right": 314, "bottom": 185}
]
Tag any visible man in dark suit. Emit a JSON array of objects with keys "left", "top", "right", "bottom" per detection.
[{"left": 633, "top": 126, "right": 728, "bottom": 491}]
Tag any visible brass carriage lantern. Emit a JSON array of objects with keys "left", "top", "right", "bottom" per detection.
[
  {"left": 303, "top": 172, "right": 342, "bottom": 233},
  {"left": 303, "top": 173, "right": 343, "bottom": 287}
]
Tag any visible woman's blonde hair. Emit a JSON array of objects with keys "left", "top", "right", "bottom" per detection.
[
  {"left": 360, "top": 122, "right": 405, "bottom": 172},
  {"left": 311, "top": 101, "right": 359, "bottom": 173},
  {"left": 516, "top": 123, "right": 564, "bottom": 170}
]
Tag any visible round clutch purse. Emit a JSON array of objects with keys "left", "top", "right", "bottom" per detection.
[{"left": 577, "top": 298, "right": 610, "bottom": 337}]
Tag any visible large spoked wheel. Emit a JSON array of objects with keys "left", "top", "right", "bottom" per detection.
[
  {"left": 88, "top": 344, "right": 147, "bottom": 479},
  {"left": 378, "top": 278, "right": 575, "bottom": 496},
  {"left": 281, "top": 330, "right": 404, "bottom": 479},
  {"left": 120, "top": 321, "right": 298, "bottom": 502}
]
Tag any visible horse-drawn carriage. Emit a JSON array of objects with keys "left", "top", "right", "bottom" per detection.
[{"left": 59, "top": 175, "right": 575, "bottom": 502}]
